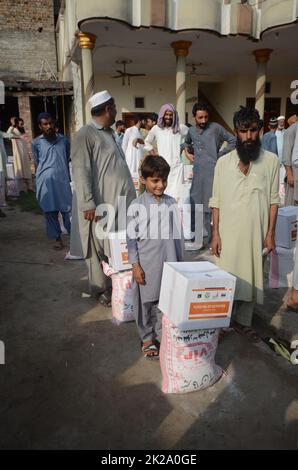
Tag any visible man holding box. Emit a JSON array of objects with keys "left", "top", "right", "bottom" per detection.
[
  {"left": 71, "top": 91, "right": 136, "bottom": 306},
  {"left": 209, "top": 107, "right": 280, "bottom": 342}
]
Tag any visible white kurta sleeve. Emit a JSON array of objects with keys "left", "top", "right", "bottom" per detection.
[
  {"left": 144, "top": 125, "right": 157, "bottom": 152},
  {"left": 209, "top": 159, "right": 220, "bottom": 208},
  {"left": 270, "top": 156, "right": 281, "bottom": 205},
  {"left": 121, "top": 128, "right": 130, "bottom": 154}
]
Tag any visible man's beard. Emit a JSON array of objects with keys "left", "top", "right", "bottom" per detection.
[
  {"left": 164, "top": 118, "right": 173, "bottom": 127},
  {"left": 43, "top": 130, "right": 56, "bottom": 142},
  {"left": 236, "top": 136, "right": 261, "bottom": 165}
]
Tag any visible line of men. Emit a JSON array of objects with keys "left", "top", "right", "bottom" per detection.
[
  {"left": 119, "top": 102, "right": 236, "bottom": 244},
  {"left": 261, "top": 113, "right": 298, "bottom": 206},
  {"left": 33, "top": 90, "right": 296, "bottom": 341}
]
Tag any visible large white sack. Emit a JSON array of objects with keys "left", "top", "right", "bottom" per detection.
[
  {"left": 160, "top": 315, "right": 222, "bottom": 394},
  {"left": 102, "top": 261, "right": 135, "bottom": 325},
  {"left": 268, "top": 246, "right": 295, "bottom": 288}
]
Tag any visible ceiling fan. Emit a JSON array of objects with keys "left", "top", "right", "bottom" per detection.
[{"left": 112, "top": 60, "right": 146, "bottom": 86}]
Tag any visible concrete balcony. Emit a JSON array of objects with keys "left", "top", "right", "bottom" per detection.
[
  {"left": 75, "top": 0, "right": 298, "bottom": 39},
  {"left": 260, "top": 0, "right": 298, "bottom": 35}
]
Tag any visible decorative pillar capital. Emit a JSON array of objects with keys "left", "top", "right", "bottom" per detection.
[
  {"left": 171, "top": 40, "right": 192, "bottom": 57},
  {"left": 253, "top": 48, "right": 273, "bottom": 64},
  {"left": 76, "top": 32, "right": 97, "bottom": 50}
]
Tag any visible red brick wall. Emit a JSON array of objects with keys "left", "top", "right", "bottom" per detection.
[
  {"left": 0, "top": 0, "right": 57, "bottom": 79},
  {"left": 0, "top": 0, "right": 55, "bottom": 31}
]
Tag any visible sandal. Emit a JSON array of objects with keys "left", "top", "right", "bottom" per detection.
[
  {"left": 232, "top": 322, "right": 261, "bottom": 343},
  {"left": 142, "top": 341, "right": 159, "bottom": 360},
  {"left": 98, "top": 288, "right": 112, "bottom": 308}
]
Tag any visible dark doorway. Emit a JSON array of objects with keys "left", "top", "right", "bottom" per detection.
[
  {"left": 30, "top": 95, "right": 73, "bottom": 139},
  {"left": 246, "top": 97, "right": 281, "bottom": 132},
  {"left": 0, "top": 97, "right": 19, "bottom": 131},
  {"left": 0, "top": 97, "right": 19, "bottom": 155}
]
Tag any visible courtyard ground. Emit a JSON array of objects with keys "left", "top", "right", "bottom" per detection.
[{"left": 0, "top": 202, "right": 297, "bottom": 450}]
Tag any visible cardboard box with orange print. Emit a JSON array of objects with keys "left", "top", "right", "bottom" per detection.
[
  {"left": 108, "top": 231, "right": 132, "bottom": 272},
  {"left": 275, "top": 206, "right": 298, "bottom": 249},
  {"left": 158, "top": 262, "right": 236, "bottom": 330}
]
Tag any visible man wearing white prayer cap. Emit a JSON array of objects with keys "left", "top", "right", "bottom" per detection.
[
  {"left": 88, "top": 90, "right": 113, "bottom": 109},
  {"left": 276, "top": 116, "right": 286, "bottom": 157},
  {"left": 71, "top": 91, "right": 136, "bottom": 306}
]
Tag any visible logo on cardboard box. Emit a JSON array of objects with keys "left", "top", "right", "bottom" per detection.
[
  {"left": 189, "top": 301, "right": 230, "bottom": 320},
  {"left": 291, "top": 228, "right": 297, "bottom": 241},
  {"left": 121, "top": 251, "right": 129, "bottom": 263}
]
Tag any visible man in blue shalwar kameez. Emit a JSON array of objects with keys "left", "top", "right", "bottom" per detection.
[{"left": 32, "top": 113, "right": 72, "bottom": 249}]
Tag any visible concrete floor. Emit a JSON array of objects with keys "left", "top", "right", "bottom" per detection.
[{"left": 0, "top": 205, "right": 298, "bottom": 450}]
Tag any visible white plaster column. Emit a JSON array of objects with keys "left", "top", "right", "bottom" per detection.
[
  {"left": 171, "top": 41, "right": 192, "bottom": 124},
  {"left": 76, "top": 32, "right": 97, "bottom": 124},
  {"left": 253, "top": 48, "right": 272, "bottom": 119}
]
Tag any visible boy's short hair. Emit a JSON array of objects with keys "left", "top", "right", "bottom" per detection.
[{"left": 140, "top": 155, "right": 170, "bottom": 179}]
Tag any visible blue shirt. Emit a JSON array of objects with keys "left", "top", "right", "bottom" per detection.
[
  {"left": 261, "top": 131, "right": 278, "bottom": 155},
  {"left": 32, "top": 134, "right": 72, "bottom": 212}
]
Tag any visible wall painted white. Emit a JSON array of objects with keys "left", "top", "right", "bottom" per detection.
[{"left": 93, "top": 72, "right": 295, "bottom": 129}]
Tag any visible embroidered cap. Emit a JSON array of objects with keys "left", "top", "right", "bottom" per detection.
[
  {"left": 88, "top": 90, "right": 112, "bottom": 109},
  {"left": 269, "top": 117, "right": 278, "bottom": 126}
]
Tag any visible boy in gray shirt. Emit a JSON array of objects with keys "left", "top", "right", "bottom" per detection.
[{"left": 127, "top": 156, "right": 184, "bottom": 359}]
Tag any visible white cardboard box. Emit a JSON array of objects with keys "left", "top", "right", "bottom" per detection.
[
  {"left": 108, "top": 231, "right": 132, "bottom": 272},
  {"left": 268, "top": 246, "right": 295, "bottom": 288},
  {"left": 158, "top": 261, "right": 236, "bottom": 330},
  {"left": 275, "top": 206, "right": 298, "bottom": 248}
]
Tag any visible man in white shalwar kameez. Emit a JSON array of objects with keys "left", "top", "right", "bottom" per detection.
[
  {"left": 210, "top": 107, "right": 279, "bottom": 342},
  {"left": 144, "top": 103, "right": 188, "bottom": 201},
  {"left": 122, "top": 115, "right": 144, "bottom": 177}
]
